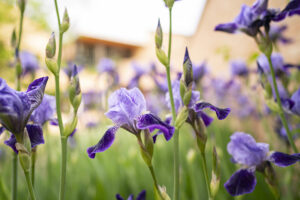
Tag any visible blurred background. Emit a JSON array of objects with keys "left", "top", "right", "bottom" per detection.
[{"left": 0, "top": 0, "right": 300, "bottom": 199}]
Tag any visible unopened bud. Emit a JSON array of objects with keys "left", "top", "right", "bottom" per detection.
[
  {"left": 46, "top": 32, "right": 56, "bottom": 58},
  {"left": 164, "top": 0, "right": 175, "bottom": 8},
  {"left": 183, "top": 47, "right": 193, "bottom": 86},
  {"left": 45, "top": 57, "right": 58, "bottom": 75},
  {"left": 158, "top": 186, "right": 171, "bottom": 200},
  {"left": 175, "top": 106, "right": 188, "bottom": 129},
  {"left": 180, "top": 80, "right": 186, "bottom": 101},
  {"left": 61, "top": 8, "right": 70, "bottom": 33},
  {"left": 156, "top": 48, "right": 168, "bottom": 67},
  {"left": 155, "top": 19, "right": 163, "bottom": 49},
  {"left": 183, "top": 90, "right": 192, "bottom": 106},
  {"left": 11, "top": 29, "right": 17, "bottom": 48},
  {"left": 17, "top": 0, "right": 26, "bottom": 13},
  {"left": 69, "top": 65, "right": 82, "bottom": 111},
  {"left": 210, "top": 146, "right": 220, "bottom": 197},
  {"left": 64, "top": 115, "right": 78, "bottom": 137}
]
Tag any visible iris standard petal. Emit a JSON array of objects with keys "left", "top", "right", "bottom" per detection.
[
  {"left": 224, "top": 168, "right": 256, "bottom": 196},
  {"left": 26, "top": 124, "right": 44, "bottom": 148},
  {"left": 137, "top": 113, "right": 174, "bottom": 141},
  {"left": 87, "top": 126, "right": 118, "bottom": 158}
]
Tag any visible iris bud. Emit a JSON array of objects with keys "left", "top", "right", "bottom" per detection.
[
  {"left": 210, "top": 147, "right": 220, "bottom": 198},
  {"left": 180, "top": 80, "right": 186, "bottom": 101},
  {"left": 46, "top": 32, "right": 56, "bottom": 59},
  {"left": 183, "top": 90, "right": 192, "bottom": 107},
  {"left": 156, "top": 48, "right": 168, "bottom": 67},
  {"left": 64, "top": 115, "right": 78, "bottom": 137},
  {"left": 45, "top": 58, "right": 58, "bottom": 75},
  {"left": 155, "top": 19, "right": 163, "bottom": 49},
  {"left": 61, "top": 8, "right": 70, "bottom": 33},
  {"left": 17, "top": 0, "right": 26, "bottom": 13},
  {"left": 175, "top": 106, "right": 188, "bottom": 129},
  {"left": 183, "top": 47, "right": 193, "bottom": 87},
  {"left": 69, "top": 65, "right": 82, "bottom": 112},
  {"left": 164, "top": 0, "right": 175, "bottom": 8}
]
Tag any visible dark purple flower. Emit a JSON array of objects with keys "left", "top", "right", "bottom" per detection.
[
  {"left": 19, "top": 51, "right": 40, "bottom": 76},
  {"left": 87, "top": 88, "right": 174, "bottom": 158},
  {"left": 224, "top": 132, "right": 300, "bottom": 196},
  {"left": 116, "top": 190, "right": 146, "bottom": 200},
  {"left": 268, "top": 25, "right": 292, "bottom": 44},
  {"left": 273, "top": 0, "right": 300, "bottom": 21},
  {"left": 4, "top": 124, "right": 44, "bottom": 153},
  {"left": 0, "top": 77, "right": 48, "bottom": 135},
  {"left": 230, "top": 60, "right": 249, "bottom": 77},
  {"left": 194, "top": 102, "right": 231, "bottom": 122},
  {"left": 30, "top": 94, "right": 56, "bottom": 125}
]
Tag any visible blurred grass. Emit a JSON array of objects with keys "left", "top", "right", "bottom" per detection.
[{"left": 0, "top": 120, "right": 283, "bottom": 200}]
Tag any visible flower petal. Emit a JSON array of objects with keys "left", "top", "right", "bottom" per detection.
[
  {"left": 26, "top": 124, "right": 44, "bottom": 148},
  {"left": 115, "top": 194, "right": 124, "bottom": 200},
  {"left": 0, "top": 126, "right": 4, "bottom": 135},
  {"left": 137, "top": 113, "right": 174, "bottom": 141},
  {"left": 87, "top": 126, "right": 118, "bottom": 158},
  {"left": 269, "top": 151, "right": 300, "bottom": 167},
  {"left": 136, "top": 190, "right": 146, "bottom": 200},
  {"left": 215, "top": 23, "right": 238, "bottom": 33},
  {"left": 194, "top": 102, "right": 230, "bottom": 120},
  {"left": 4, "top": 134, "right": 17, "bottom": 153},
  {"left": 197, "top": 111, "right": 214, "bottom": 126},
  {"left": 26, "top": 77, "right": 49, "bottom": 111},
  {"left": 224, "top": 169, "right": 256, "bottom": 196}
]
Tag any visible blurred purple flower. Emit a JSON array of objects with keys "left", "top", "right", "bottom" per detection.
[
  {"left": 82, "top": 91, "right": 102, "bottom": 110},
  {"left": 225, "top": 132, "right": 300, "bottom": 196},
  {"left": 87, "top": 88, "right": 174, "bottom": 158},
  {"left": 63, "top": 62, "right": 83, "bottom": 79},
  {"left": 257, "top": 53, "right": 287, "bottom": 76},
  {"left": 97, "top": 58, "right": 119, "bottom": 85},
  {"left": 193, "top": 62, "right": 208, "bottom": 84},
  {"left": 30, "top": 94, "right": 56, "bottom": 125},
  {"left": 268, "top": 25, "right": 292, "bottom": 44},
  {"left": 230, "top": 60, "right": 249, "bottom": 77},
  {"left": 128, "top": 63, "right": 148, "bottom": 89},
  {"left": 116, "top": 190, "right": 146, "bottom": 200},
  {"left": 20, "top": 51, "right": 40, "bottom": 76}
]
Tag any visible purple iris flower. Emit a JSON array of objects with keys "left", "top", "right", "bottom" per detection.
[
  {"left": 87, "top": 87, "right": 174, "bottom": 158},
  {"left": 63, "top": 62, "right": 83, "bottom": 79},
  {"left": 128, "top": 63, "right": 148, "bottom": 89},
  {"left": 0, "top": 77, "right": 48, "bottom": 152},
  {"left": 97, "top": 58, "right": 119, "bottom": 85},
  {"left": 82, "top": 91, "right": 102, "bottom": 110},
  {"left": 150, "top": 63, "right": 168, "bottom": 92},
  {"left": 20, "top": 51, "right": 40, "bottom": 76},
  {"left": 257, "top": 53, "right": 287, "bottom": 76},
  {"left": 193, "top": 62, "right": 208, "bottom": 84},
  {"left": 224, "top": 132, "right": 300, "bottom": 196},
  {"left": 116, "top": 190, "right": 146, "bottom": 200},
  {"left": 215, "top": 0, "right": 300, "bottom": 37},
  {"left": 268, "top": 25, "right": 292, "bottom": 44},
  {"left": 290, "top": 88, "right": 300, "bottom": 116},
  {"left": 30, "top": 94, "right": 56, "bottom": 125},
  {"left": 166, "top": 79, "right": 230, "bottom": 126},
  {"left": 230, "top": 60, "right": 249, "bottom": 77}
]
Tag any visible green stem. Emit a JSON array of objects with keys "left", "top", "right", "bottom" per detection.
[
  {"left": 165, "top": 7, "right": 180, "bottom": 200},
  {"left": 59, "top": 136, "right": 68, "bottom": 200},
  {"left": 148, "top": 165, "right": 164, "bottom": 200},
  {"left": 12, "top": 153, "right": 18, "bottom": 200},
  {"left": 24, "top": 171, "right": 36, "bottom": 200},
  {"left": 31, "top": 148, "right": 37, "bottom": 187},
  {"left": 200, "top": 153, "right": 213, "bottom": 200},
  {"left": 266, "top": 55, "right": 298, "bottom": 153},
  {"left": 16, "top": 10, "right": 24, "bottom": 55}
]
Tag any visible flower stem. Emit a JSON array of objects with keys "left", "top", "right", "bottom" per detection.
[
  {"left": 200, "top": 152, "right": 213, "bottom": 200},
  {"left": 266, "top": 55, "right": 298, "bottom": 153},
  {"left": 59, "top": 136, "right": 68, "bottom": 200},
  {"left": 148, "top": 165, "right": 164, "bottom": 200},
  {"left": 12, "top": 152, "right": 18, "bottom": 200},
  {"left": 53, "top": 0, "right": 67, "bottom": 199},
  {"left": 24, "top": 170, "right": 36, "bottom": 200},
  {"left": 165, "top": 8, "right": 180, "bottom": 200},
  {"left": 31, "top": 147, "right": 37, "bottom": 187}
]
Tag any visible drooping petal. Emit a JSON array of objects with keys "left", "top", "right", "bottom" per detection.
[
  {"left": 137, "top": 113, "right": 174, "bottom": 141},
  {"left": 4, "top": 134, "right": 17, "bottom": 153},
  {"left": 87, "top": 126, "right": 118, "bottom": 158},
  {"left": 224, "top": 169, "right": 256, "bottom": 196},
  {"left": 269, "top": 151, "right": 300, "bottom": 167},
  {"left": 194, "top": 102, "right": 230, "bottom": 120},
  {"left": 215, "top": 23, "right": 238, "bottom": 33},
  {"left": 197, "top": 111, "right": 214, "bottom": 126},
  {"left": 136, "top": 190, "right": 146, "bottom": 200},
  {"left": 26, "top": 124, "right": 44, "bottom": 148},
  {"left": 227, "top": 132, "right": 269, "bottom": 166},
  {"left": 115, "top": 194, "right": 124, "bottom": 200},
  {"left": 0, "top": 126, "right": 4, "bottom": 135}
]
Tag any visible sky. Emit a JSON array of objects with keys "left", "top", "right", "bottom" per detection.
[{"left": 43, "top": 0, "right": 207, "bottom": 45}]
